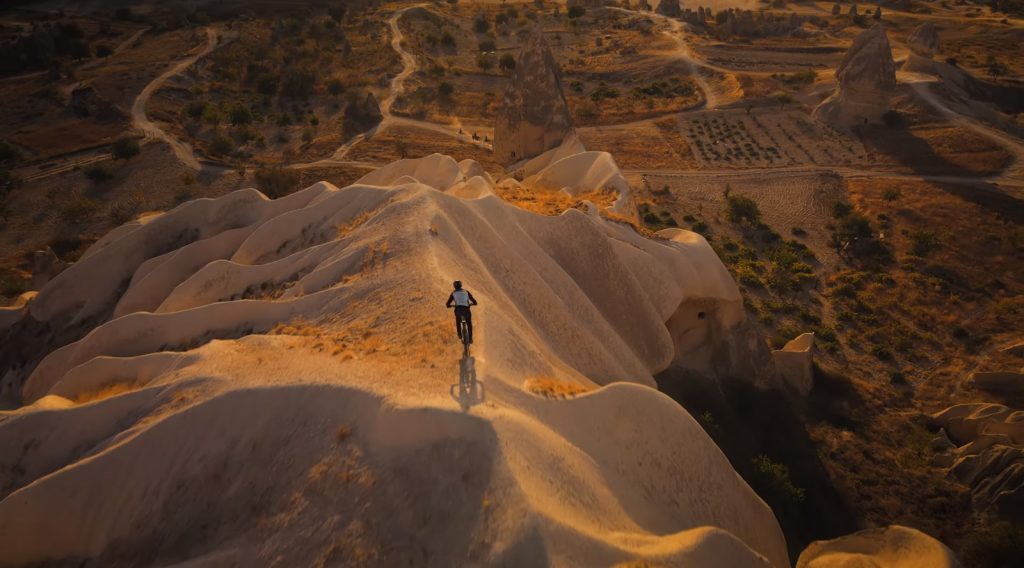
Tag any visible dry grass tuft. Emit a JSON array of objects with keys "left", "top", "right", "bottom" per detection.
[
  {"left": 524, "top": 376, "right": 592, "bottom": 399},
  {"left": 72, "top": 381, "right": 140, "bottom": 404}
]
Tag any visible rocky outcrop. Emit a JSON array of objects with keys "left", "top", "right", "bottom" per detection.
[
  {"left": 797, "top": 525, "right": 962, "bottom": 568},
  {"left": 931, "top": 403, "right": 1024, "bottom": 520},
  {"left": 903, "top": 22, "right": 940, "bottom": 74},
  {"left": 772, "top": 332, "right": 814, "bottom": 396},
  {"left": 907, "top": 22, "right": 939, "bottom": 57},
  {"left": 494, "top": 27, "right": 575, "bottom": 165},
  {"left": 656, "top": 0, "right": 682, "bottom": 18},
  {"left": 814, "top": 25, "right": 896, "bottom": 126},
  {"left": 28, "top": 247, "right": 69, "bottom": 291}
]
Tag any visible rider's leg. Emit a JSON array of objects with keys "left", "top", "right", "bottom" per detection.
[
  {"left": 465, "top": 309, "right": 473, "bottom": 344},
  {"left": 453, "top": 309, "right": 463, "bottom": 340}
]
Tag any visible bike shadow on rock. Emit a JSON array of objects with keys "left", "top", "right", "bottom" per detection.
[{"left": 450, "top": 347, "right": 485, "bottom": 412}]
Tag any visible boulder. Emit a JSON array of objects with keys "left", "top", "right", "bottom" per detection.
[
  {"left": 494, "top": 27, "right": 575, "bottom": 165},
  {"left": 907, "top": 22, "right": 939, "bottom": 58},
  {"left": 797, "top": 525, "right": 961, "bottom": 568},
  {"left": 29, "top": 247, "right": 70, "bottom": 290},
  {"left": 772, "top": 332, "right": 815, "bottom": 396},
  {"left": 814, "top": 25, "right": 896, "bottom": 126}
]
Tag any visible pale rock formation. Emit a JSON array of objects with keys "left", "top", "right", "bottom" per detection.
[
  {"left": 907, "top": 22, "right": 939, "bottom": 57},
  {"left": 797, "top": 525, "right": 962, "bottom": 568},
  {"left": 814, "top": 25, "right": 897, "bottom": 126},
  {"left": 494, "top": 28, "right": 575, "bottom": 165},
  {"left": 903, "top": 22, "right": 940, "bottom": 74},
  {"left": 772, "top": 332, "right": 815, "bottom": 396},
  {"left": 657, "top": 0, "right": 683, "bottom": 18},
  {"left": 931, "top": 403, "right": 1024, "bottom": 519},
  {"left": 29, "top": 247, "right": 70, "bottom": 290},
  {"left": 971, "top": 370, "right": 1024, "bottom": 395},
  {"left": 0, "top": 151, "right": 791, "bottom": 566}
]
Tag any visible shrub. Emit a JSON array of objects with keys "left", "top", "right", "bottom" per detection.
[
  {"left": 476, "top": 54, "right": 494, "bottom": 71},
  {"left": 228, "top": 104, "right": 252, "bottom": 126},
  {"left": 832, "top": 201, "right": 853, "bottom": 218},
  {"left": 791, "top": 227, "right": 807, "bottom": 237},
  {"left": 254, "top": 166, "right": 300, "bottom": 198},
  {"left": 108, "top": 201, "right": 135, "bottom": 225},
  {"left": 95, "top": 45, "right": 113, "bottom": 58},
  {"left": 209, "top": 133, "right": 234, "bottom": 155},
  {"left": 112, "top": 137, "right": 140, "bottom": 160},
  {"left": 499, "top": 53, "right": 516, "bottom": 72},
  {"left": 62, "top": 193, "right": 100, "bottom": 223},
  {"left": 909, "top": 230, "right": 939, "bottom": 257},
  {"left": 882, "top": 187, "right": 901, "bottom": 201},
  {"left": 568, "top": 5, "right": 586, "bottom": 18},
  {"left": 185, "top": 100, "right": 207, "bottom": 120},
  {"left": 84, "top": 165, "right": 114, "bottom": 183},
  {"left": 438, "top": 81, "right": 454, "bottom": 98},
  {"left": 478, "top": 39, "right": 496, "bottom": 52},
  {"left": 725, "top": 194, "right": 762, "bottom": 225},
  {"left": 326, "top": 77, "right": 345, "bottom": 96},
  {"left": 473, "top": 15, "right": 490, "bottom": 33},
  {"left": 751, "top": 454, "right": 805, "bottom": 504}
]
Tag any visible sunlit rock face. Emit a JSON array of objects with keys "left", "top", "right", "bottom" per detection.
[
  {"left": 907, "top": 22, "right": 939, "bottom": 58},
  {"left": 814, "top": 25, "right": 896, "bottom": 126},
  {"left": 494, "top": 27, "right": 575, "bottom": 165}
]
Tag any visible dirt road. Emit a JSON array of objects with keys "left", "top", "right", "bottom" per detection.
[{"left": 131, "top": 27, "right": 220, "bottom": 171}]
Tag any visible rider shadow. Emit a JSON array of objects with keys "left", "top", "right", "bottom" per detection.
[{"left": 450, "top": 346, "right": 484, "bottom": 412}]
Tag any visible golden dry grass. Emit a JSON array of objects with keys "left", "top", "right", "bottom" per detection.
[
  {"left": 523, "top": 376, "right": 592, "bottom": 399},
  {"left": 492, "top": 183, "right": 619, "bottom": 217},
  {"left": 72, "top": 381, "right": 140, "bottom": 404}
]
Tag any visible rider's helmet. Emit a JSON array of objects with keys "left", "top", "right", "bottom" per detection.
[{"left": 453, "top": 280, "right": 462, "bottom": 290}]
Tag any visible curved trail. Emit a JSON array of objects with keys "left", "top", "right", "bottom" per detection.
[
  {"left": 21, "top": 28, "right": 219, "bottom": 182},
  {"left": 131, "top": 27, "right": 220, "bottom": 171},
  {"left": 328, "top": 5, "right": 491, "bottom": 162}
]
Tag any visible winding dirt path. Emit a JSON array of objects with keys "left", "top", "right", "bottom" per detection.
[
  {"left": 131, "top": 27, "right": 219, "bottom": 171},
  {"left": 329, "top": 5, "right": 491, "bottom": 161}
]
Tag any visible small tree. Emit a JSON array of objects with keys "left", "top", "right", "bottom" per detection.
[
  {"left": 726, "top": 194, "right": 762, "bottom": 225},
  {"left": 255, "top": 166, "right": 300, "bottom": 198},
  {"left": 499, "top": 53, "right": 516, "bottom": 72},
  {"left": 209, "top": 133, "right": 234, "bottom": 156},
  {"left": 228, "top": 103, "right": 252, "bottom": 126},
  {"left": 476, "top": 54, "right": 495, "bottom": 71},
  {"left": 112, "top": 137, "right": 140, "bottom": 160},
  {"left": 568, "top": 5, "right": 586, "bottom": 18},
  {"left": 326, "top": 77, "right": 345, "bottom": 96},
  {"left": 438, "top": 81, "right": 454, "bottom": 98}
]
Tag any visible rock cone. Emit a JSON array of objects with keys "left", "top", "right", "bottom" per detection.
[
  {"left": 494, "top": 27, "right": 575, "bottom": 165},
  {"left": 814, "top": 25, "right": 896, "bottom": 126}
]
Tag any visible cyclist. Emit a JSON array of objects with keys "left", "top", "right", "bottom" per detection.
[{"left": 445, "top": 280, "right": 478, "bottom": 344}]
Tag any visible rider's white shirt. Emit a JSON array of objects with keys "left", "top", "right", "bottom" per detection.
[{"left": 452, "top": 290, "right": 470, "bottom": 306}]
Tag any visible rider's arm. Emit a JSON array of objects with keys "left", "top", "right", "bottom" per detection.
[
  {"left": 467, "top": 291, "right": 478, "bottom": 306},
  {"left": 446, "top": 293, "right": 454, "bottom": 308}
]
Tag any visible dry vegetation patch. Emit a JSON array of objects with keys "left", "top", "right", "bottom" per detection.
[{"left": 523, "top": 376, "right": 592, "bottom": 399}]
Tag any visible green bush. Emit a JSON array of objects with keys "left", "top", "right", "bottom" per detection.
[
  {"left": 112, "top": 137, "right": 140, "bottom": 160},
  {"left": 228, "top": 103, "right": 253, "bottom": 126},
  {"left": 255, "top": 166, "right": 300, "bottom": 198},
  {"left": 726, "top": 194, "right": 762, "bottom": 225},
  {"left": 909, "top": 230, "right": 939, "bottom": 257},
  {"left": 209, "top": 133, "right": 234, "bottom": 156},
  {"left": 751, "top": 454, "right": 805, "bottom": 504}
]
